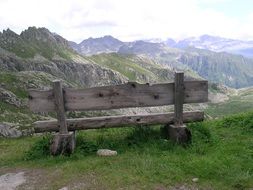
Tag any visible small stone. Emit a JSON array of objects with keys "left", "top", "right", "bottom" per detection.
[
  {"left": 58, "top": 187, "right": 68, "bottom": 190},
  {"left": 192, "top": 178, "right": 199, "bottom": 182},
  {"left": 97, "top": 149, "right": 117, "bottom": 156}
]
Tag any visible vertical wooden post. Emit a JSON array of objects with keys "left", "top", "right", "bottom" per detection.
[
  {"left": 50, "top": 80, "right": 75, "bottom": 155},
  {"left": 174, "top": 72, "right": 184, "bottom": 126},
  {"left": 53, "top": 80, "right": 68, "bottom": 134},
  {"left": 163, "top": 72, "right": 191, "bottom": 144}
]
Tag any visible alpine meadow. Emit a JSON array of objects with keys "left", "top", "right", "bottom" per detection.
[{"left": 0, "top": 0, "right": 253, "bottom": 189}]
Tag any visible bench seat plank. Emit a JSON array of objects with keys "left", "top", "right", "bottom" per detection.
[{"left": 34, "top": 111, "right": 204, "bottom": 133}]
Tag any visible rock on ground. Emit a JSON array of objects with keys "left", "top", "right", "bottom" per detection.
[
  {"left": 0, "top": 88, "right": 22, "bottom": 107},
  {"left": 0, "top": 172, "right": 26, "bottom": 190},
  {"left": 97, "top": 149, "right": 117, "bottom": 156}
]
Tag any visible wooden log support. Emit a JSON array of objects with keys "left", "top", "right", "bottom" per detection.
[
  {"left": 51, "top": 80, "right": 75, "bottom": 155},
  {"left": 166, "top": 72, "right": 191, "bottom": 143},
  {"left": 174, "top": 72, "right": 184, "bottom": 126},
  {"left": 50, "top": 132, "right": 75, "bottom": 156},
  {"left": 53, "top": 80, "right": 68, "bottom": 134}
]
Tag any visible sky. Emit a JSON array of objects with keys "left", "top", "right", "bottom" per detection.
[{"left": 0, "top": 0, "right": 253, "bottom": 43}]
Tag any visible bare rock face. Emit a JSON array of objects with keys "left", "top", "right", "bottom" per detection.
[
  {"left": 0, "top": 88, "right": 22, "bottom": 107},
  {"left": 0, "top": 122, "right": 22, "bottom": 138},
  {"left": 97, "top": 149, "right": 117, "bottom": 156}
]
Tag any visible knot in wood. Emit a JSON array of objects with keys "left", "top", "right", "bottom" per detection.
[
  {"left": 131, "top": 83, "right": 136, "bottom": 88},
  {"left": 154, "top": 94, "right": 159, "bottom": 99}
]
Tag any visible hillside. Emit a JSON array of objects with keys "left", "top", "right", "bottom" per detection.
[
  {"left": 1, "top": 27, "right": 253, "bottom": 134},
  {"left": 0, "top": 27, "right": 181, "bottom": 136},
  {"left": 69, "top": 34, "right": 253, "bottom": 88},
  {"left": 89, "top": 53, "right": 179, "bottom": 83},
  {"left": 118, "top": 40, "right": 253, "bottom": 88},
  {"left": 207, "top": 85, "right": 253, "bottom": 118},
  {"left": 0, "top": 27, "right": 253, "bottom": 189},
  {"left": 180, "top": 47, "right": 253, "bottom": 88},
  {"left": 0, "top": 111, "right": 252, "bottom": 189}
]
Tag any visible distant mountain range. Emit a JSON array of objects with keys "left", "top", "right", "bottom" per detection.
[
  {"left": 69, "top": 35, "right": 253, "bottom": 88},
  {"left": 70, "top": 34, "right": 253, "bottom": 58},
  {"left": 171, "top": 34, "right": 253, "bottom": 58},
  {"left": 0, "top": 27, "right": 180, "bottom": 88},
  {"left": 1, "top": 27, "right": 253, "bottom": 88}
]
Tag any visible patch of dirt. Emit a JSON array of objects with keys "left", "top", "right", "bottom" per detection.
[
  {"left": 0, "top": 168, "right": 106, "bottom": 190},
  {"left": 154, "top": 184, "right": 213, "bottom": 190},
  {"left": 209, "top": 92, "right": 229, "bottom": 104},
  {"left": 0, "top": 171, "right": 25, "bottom": 190}
]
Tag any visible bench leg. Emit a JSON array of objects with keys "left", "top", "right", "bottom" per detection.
[
  {"left": 50, "top": 132, "right": 76, "bottom": 156},
  {"left": 163, "top": 124, "right": 191, "bottom": 144}
]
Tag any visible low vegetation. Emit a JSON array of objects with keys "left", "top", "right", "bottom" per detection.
[
  {"left": 0, "top": 111, "right": 252, "bottom": 189},
  {"left": 207, "top": 87, "right": 253, "bottom": 118}
]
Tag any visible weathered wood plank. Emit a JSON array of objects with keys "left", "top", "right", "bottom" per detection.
[
  {"left": 28, "top": 89, "right": 54, "bottom": 112},
  {"left": 53, "top": 80, "right": 68, "bottom": 134},
  {"left": 28, "top": 81, "right": 208, "bottom": 112},
  {"left": 174, "top": 72, "right": 184, "bottom": 125},
  {"left": 65, "top": 82, "right": 174, "bottom": 111},
  {"left": 34, "top": 111, "right": 204, "bottom": 133}
]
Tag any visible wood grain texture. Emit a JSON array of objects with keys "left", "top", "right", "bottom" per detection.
[
  {"left": 28, "top": 81, "right": 208, "bottom": 112},
  {"left": 34, "top": 111, "right": 204, "bottom": 133},
  {"left": 53, "top": 80, "right": 68, "bottom": 134},
  {"left": 174, "top": 72, "right": 184, "bottom": 125}
]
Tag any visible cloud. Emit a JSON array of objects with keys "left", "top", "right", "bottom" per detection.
[{"left": 0, "top": 0, "right": 252, "bottom": 42}]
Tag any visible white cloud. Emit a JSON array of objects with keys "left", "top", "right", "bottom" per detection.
[{"left": 0, "top": 0, "right": 252, "bottom": 42}]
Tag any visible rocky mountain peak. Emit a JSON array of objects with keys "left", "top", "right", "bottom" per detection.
[
  {"left": 74, "top": 35, "right": 124, "bottom": 55},
  {"left": 0, "top": 29, "right": 20, "bottom": 41},
  {"left": 20, "top": 27, "right": 61, "bottom": 45}
]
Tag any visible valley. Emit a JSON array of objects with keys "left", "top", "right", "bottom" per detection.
[{"left": 0, "top": 27, "right": 253, "bottom": 189}]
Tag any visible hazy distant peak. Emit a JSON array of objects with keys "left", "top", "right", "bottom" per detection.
[{"left": 74, "top": 35, "right": 124, "bottom": 55}]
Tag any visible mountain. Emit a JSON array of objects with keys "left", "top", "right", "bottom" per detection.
[
  {"left": 0, "top": 27, "right": 132, "bottom": 88},
  {"left": 0, "top": 27, "right": 76, "bottom": 60},
  {"left": 1, "top": 26, "right": 253, "bottom": 138},
  {"left": 173, "top": 34, "right": 253, "bottom": 58},
  {"left": 2, "top": 27, "right": 253, "bottom": 91},
  {"left": 118, "top": 40, "right": 253, "bottom": 88},
  {"left": 70, "top": 35, "right": 124, "bottom": 55},
  {"left": 89, "top": 53, "right": 179, "bottom": 83}
]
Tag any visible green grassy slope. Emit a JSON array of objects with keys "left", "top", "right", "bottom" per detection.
[
  {"left": 0, "top": 71, "right": 78, "bottom": 127},
  {"left": 206, "top": 87, "right": 253, "bottom": 118},
  {"left": 0, "top": 111, "right": 252, "bottom": 189},
  {"left": 89, "top": 53, "right": 175, "bottom": 83}
]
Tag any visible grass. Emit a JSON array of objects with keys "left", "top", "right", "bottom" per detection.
[
  {"left": 0, "top": 72, "right": 28, "bottom": 98},
  {"left": 0, "top": 112, "right": 252, "bottom": 189},
  {"left": 89, "top": 53, "right": 164, "bottom": 82}
]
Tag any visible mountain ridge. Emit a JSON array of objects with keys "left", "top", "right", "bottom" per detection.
[{"left": 2, "top": 27, "right": 253, "bottom": 88}]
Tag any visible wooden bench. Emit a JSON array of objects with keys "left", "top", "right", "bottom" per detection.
[{"left": 28, "top": 72, "right": 208, "bottom": 155}]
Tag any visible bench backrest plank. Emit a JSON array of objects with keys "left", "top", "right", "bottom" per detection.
[{"left": 28, "top": 80, "right": 208, "bottom": 112}]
